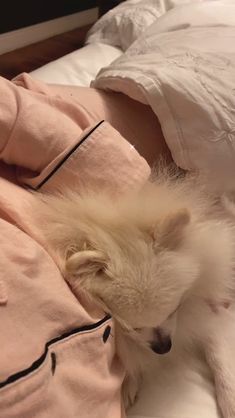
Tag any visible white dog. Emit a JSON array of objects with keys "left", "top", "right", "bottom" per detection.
[{"left": 33, "top": 169, "right": 235, "bottom": 416}]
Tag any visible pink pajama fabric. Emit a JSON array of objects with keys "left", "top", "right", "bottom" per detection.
[{"left": 0, "top": 73, "right": 150, "bottom": 417}]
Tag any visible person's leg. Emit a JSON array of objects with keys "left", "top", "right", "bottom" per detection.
[{"left": 48, "top": 85, "right": 172, "bottom": 167}]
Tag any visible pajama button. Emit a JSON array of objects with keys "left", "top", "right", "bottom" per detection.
[
  {"left": 103, "top": 325, "right": 111, "bottom": 343},
  {"left": 51, "top": 352, "right": 57, "bottom": 375}
]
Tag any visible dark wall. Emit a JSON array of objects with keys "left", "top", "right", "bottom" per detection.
[
  {"left": 99, "top": 0, "right": 124, "bottom": 17},
  {"left": 0, "top": 1, "right": 97, "bottom": 34}
]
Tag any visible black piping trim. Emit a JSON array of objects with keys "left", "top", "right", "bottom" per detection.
[
  {"left": 0, "top": 314, "right": 111, "bottom": 389},
  {"left": 35, "top": 120, "right": 104, "bottom": 190}
]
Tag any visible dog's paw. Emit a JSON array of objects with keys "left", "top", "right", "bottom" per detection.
[{"left": 122, "top": 375, "right": 140, "bottom": 410}]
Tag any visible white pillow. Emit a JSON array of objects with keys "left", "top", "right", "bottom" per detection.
[
  {"left": 86, "top": 0, "right": 165, "bottom": 51},
  {"left": 30, "top": 43, "right": 122, "bottom": 86}
]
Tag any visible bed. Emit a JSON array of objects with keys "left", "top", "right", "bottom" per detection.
[
  {"left": 29, "top": 1, "right": 235, "bottom": 418},
  {"left": 1, "top": 1, "right": 235, "bottom": 417}
]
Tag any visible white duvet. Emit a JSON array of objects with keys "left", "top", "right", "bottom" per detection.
[{"left": 93, "top": 0, "right": 235, "bottom": 192}]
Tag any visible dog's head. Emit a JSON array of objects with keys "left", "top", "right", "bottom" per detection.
[{"left": 66, "top": 207, "right": 200, "bottom": 354}]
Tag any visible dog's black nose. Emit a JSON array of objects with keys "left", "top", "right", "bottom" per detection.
[{"left": 150, "top": 328, "right": 172, "bottom": 355}]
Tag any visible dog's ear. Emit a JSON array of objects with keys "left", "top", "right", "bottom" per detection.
[
  {"left": 154, "top": 209, "right": 190, "bottom": 250},
  {"left": 66, "top": 250, "right": 107, "bottom": 276},
  {"left": 65, "top": 250, "right": 111, "bottom": 314}
]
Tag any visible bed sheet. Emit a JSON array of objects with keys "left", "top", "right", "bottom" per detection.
[
  {"left": 128, "top": 350, "right": 220, "bottom": 418},
  {"left": 30, "top": 42, "right": 122, "bottom": 86}
]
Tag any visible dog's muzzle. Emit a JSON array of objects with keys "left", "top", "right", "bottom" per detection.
[{"left": 150, "top": 327, "right": 172, "bottom": 355}]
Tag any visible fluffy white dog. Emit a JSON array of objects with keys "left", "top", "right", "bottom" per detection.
[{"left": 33, "top": 169, "right": 235, "bottom": 416}]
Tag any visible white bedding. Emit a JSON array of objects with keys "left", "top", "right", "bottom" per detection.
[
  {"left": 129, "top": 350, "right": 220, "bottom": 418},
  {"left": 30, "top": 1, "right": 234, "bottom": 417},
  {"left": 86, "top": 0, "right": 165, "bottom": 51},
  {"left": 31, "top": 42, "right": 122, "bottom": 86},
  {"left": 93, "top": 0, "right": 235, "bottom": 193},
  {"left": 30, "top": 0, "right": 165, "bottom": 86}
]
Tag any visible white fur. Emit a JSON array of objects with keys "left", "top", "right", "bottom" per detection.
[{"left": 33, "top": 168, "right": 235, "bottom": 417}]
